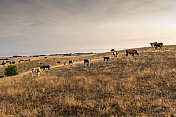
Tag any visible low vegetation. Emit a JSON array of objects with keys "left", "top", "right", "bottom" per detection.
[
  {"left": 4, "top": 65, "right": 18, "bottom": 76},
  {"left": 0, "top": 45, "right": 176, "bottom": 116}
]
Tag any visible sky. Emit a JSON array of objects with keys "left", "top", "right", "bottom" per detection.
[{"left": 0, "top": 0, "right": 176, "bottom": 56}]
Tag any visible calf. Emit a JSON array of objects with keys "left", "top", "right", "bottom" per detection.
[
  {"left": 32, "top": 67, "right": 40, "bottom": 77},
  {"left": 104, "top": 57, "right": 111, "bottom": 61},
  {"left": 84, "top": 59, "right": 91, "bottom": 66}
]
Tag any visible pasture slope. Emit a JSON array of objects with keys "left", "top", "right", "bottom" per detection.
[{"left": 0, "top": 45, "right": 176, "bottom": 116}]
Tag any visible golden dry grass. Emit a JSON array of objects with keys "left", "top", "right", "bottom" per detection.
[{"left": 0, "top": 45, "right": 176, "bottom": 116}]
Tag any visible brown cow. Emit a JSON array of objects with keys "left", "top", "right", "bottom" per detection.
[
  {"left": 154, "top": 43, "right": 163, "bottom": 49},
  {"left": 126, "top": 49, "right": 139, "bottom": 56}
]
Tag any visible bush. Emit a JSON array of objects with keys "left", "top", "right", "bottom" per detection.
[{"left": 4, "top": 65, "right": 18, "bottom": 76}]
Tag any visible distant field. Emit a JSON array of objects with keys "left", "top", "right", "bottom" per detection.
[{"left": 0, "top": 45, "right": 176, "bottom": 116}]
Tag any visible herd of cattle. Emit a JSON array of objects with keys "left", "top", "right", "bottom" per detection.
[
  {"left": 0, "top": 42, "right": 163, "bottom": 77},
  {"left": 0, "top": 59, "right": 31, "bottom": 66},
  {"left": 32, "top": 41, "right": 163, "bottom": 77}
]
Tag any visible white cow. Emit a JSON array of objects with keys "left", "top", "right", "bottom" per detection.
[{"left": 32, "top": 67, "right": 40, "bottom": 77}]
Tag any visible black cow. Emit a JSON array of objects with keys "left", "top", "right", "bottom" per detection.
[
  {"left": 41, "top": 65, "right": 51, "bottom": 70},
  {"left": 104, "top": 57, "right": 111, "bottom": 61},
  {"left": 69, "top": 60, "right": 74, "bottom": 66}
]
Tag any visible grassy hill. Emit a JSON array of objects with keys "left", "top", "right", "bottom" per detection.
[{"left": 0, "top": 45, "right": 176, "bottom": 116}]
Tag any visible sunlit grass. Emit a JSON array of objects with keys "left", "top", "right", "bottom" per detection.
[{"left": 0, "top": 45, "right": 176, "bottom": 116}]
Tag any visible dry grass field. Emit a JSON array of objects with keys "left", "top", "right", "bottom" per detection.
[{"left": 0, "top": 45, "right": 176, "bottom": 116}]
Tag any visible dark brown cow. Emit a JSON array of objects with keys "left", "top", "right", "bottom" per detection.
[
  {"left": 104, "top": 57, "right": 111, "bottom": 61},
  {"left": 84, "top": 59, "right": 91, "bottom": 66},
  {"left": 126, "top": 49, "right": 139, "bottom": 56},
  {"left": 154, "top": 43, "right": 163, "bottom": 49}
]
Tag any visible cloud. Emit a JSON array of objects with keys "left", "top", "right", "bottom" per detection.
[{"left": 0, "top": 0, "right": 176, "bottom": 55}]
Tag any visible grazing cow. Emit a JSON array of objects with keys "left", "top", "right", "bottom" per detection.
[
  {"left": 126, "top": 49, "right": 139, "bottom": 56},
  {"left": 113, "top": 51, "right": 118, "bottom": 57},
  {"left": 69, "top": 60, "right": 74, "bottom": 66},
  {"left": 32, "top": 67, "right": 40, "bottom": 77},
  {"left": 150, "top": 42, "right": 157, "bottom": 47},
  {"left": 84, "top": 59, "right": 91, "bottom": 66},
  {"left": 104, "top": 57, "right": 111, "bottom": 61},
  {"left": 154, "top": 43, "right": 163, "bottom": 49},
  {"left": 41, "top": 65, "right": 51, "bottom": 70}
]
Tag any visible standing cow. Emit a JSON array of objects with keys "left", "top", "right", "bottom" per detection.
[
  {"left": 32, "top": 67, "right": 40, "bottom": 77},
  {"left": 126, "top": 49, "right": 139, "bottom": 56},
  {"left": 154, "top": 43, "right": 163, "bottom": 49},
  {"left": 41, "top": 65, "right": 51, "bottom": 71},
  {"left": 69, "top": 60, "right": 74, "bottom": 66},
  {"left": 113, "top": 51, "right": 118, "bottom": 57},
  {"left": 84, "top": 59, "right": 91, "bottom": 66},
  {"left": 104, "top": 57, "right": 111, "bottom": 61}
]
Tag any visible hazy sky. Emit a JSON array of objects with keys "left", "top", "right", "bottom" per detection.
[{"left": 0, "top": 0, "right": 176, "bottom": 55}]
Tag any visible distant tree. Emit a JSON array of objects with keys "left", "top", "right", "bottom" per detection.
[
  {"left": 111, "top": 49, "right": 115, "bottom": 51},
  {"left": 4, "top": 65, "right": 18, "bottom": 76}
]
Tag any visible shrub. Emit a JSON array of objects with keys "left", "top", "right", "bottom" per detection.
[{"left": 4, "top": 65, "right": 18, "bottom": 76}]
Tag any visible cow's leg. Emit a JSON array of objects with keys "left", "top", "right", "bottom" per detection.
[
  {"left": 37, "top": 72, "right": 40, "bottom": 77},
  {"left": 32, "top": 72, "right": 34, "bottom": 77},
  {"left": 126, "top": 52, "right": 128, "bottom": 56}
]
